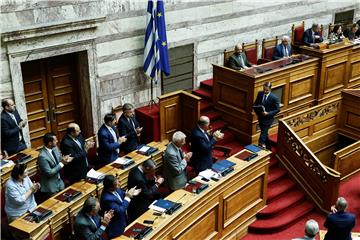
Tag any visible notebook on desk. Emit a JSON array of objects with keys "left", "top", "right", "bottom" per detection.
[
  {"left": 136, "top": 145, "right": 158, "bottom": 156},
  {"left": 24, "top": 207, "right": 52, "bottom": 223},
  {"left": 245, "top": 144, "right": 263, "bottom": 153},
  {"left": 55, "top": 188, "right": 82, "bottom": 202},
  {"left": 235, "top": 150, "right": 258, "bottom": 161},
  {"left": 184, "top": 181, "right": 209, "bottom": 194},
  {"left": 8, "top": 153, "right": 31, "bottom": 163},
  {"left": 123, "top": 222, "right": 153, "bottom": 239}
]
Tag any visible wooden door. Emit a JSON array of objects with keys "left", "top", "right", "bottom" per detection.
[{"left": 22, "top": 54, "right": 80, "bottom": 149}]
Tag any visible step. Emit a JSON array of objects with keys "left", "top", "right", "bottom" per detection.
[
  {"left": 216, "top": 129, "right": 235, "bottom": 145},
  {"left": 267, "top": 178, "right": 296, "bottom": 202},
  {"left": 200, "top": 100, "right": 213, "bottom": 112},
  {"left": 269, "top": 157, "right": 279, "bottom": 168},
  {"left": 257, "top": 190, "right": 306, "bottom": 219},
  {"left": 248, "top": 201, "right": 315, "bottom": 233},
  {"left": 193, "top": 89, "right": 212, "bottom": 100},
  {"left": 203, "top": 110, "right": 222, "bottom": 121},
  {"left": 269, "top": 134, "right": 278, "bottom": 144},
  {"left": 268, "top": 167, "right": 287, "bottom": 184},
  {"left": 200, "top": 79, "right": 213, "bottom": 90},
  {"left": 211, "top": 120, "right": 228, "bottom": 132}
]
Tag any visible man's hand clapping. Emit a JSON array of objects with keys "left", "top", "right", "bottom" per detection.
[
  {"left": 126, "top": 186, "right": 142, "bottom": 198},
  {"left": 101, "top": 209, "right": 114, "bottom": 226},
  {"left": 61, "top": 155, "right": 74, "bottom": 165},
  {"left": 118, "top": 136, "right": 127, "bottom": 143}
]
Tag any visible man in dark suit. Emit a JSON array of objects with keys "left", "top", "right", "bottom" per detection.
[
  {"left": 190, "top": 116, "right": 224, "bottom": 173},
  {"left": 163, "top": 131, "right": 192, "bottom": 191},
  {"left": 228, "top": 43, "right": 252, "bottom": 70},
  {"left": 253, "top": 82, "right": 280, "bottom": 149},
  {"left": 38, "top": 133, "right": 73, "bottom": 197},
  {"left": 74, "top": 196, "right": 114, "bottom": 240},
  {"left": 303, "top": 23, "right": 323, "bottom": 46},
  {"left": 117, "top": 103, "right": 143, "bottom": 154},
  {"left": 60, "top": 123, "right": 95, "bottom": 184},
  {"left": 273, "top": 36, "right": 292, "bottom": 60},
  {"left": 324, "top": 197, "right": 356, "bottom": 240},
  {"left": 100, "top": 175, "right": 141, "bottom": 238},
  {"left": 1, "top": 99, "right": 27, "bottom": 155},
  {"left": 127, "top": 160, "right": 164, "bottom": 222},
  {"left": 98, "top": 113, "right": 127, "bottom": 164}
]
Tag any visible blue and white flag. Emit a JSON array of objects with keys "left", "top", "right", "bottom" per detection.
[{"left": 143, "top": 0, "right": 170, "bottom": 83}]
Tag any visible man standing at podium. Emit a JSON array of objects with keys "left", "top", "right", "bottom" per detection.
[{"left": 253, "top": 82, "right": 280, "bottom": 149}]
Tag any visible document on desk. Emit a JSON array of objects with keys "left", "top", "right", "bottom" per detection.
[
  {"left": 149, "top": 199, "right": 175, "bottom": 213},
  {"left": 86, "top": 168, "right": 105, "bottom": 180},
  {"left": 198, "top": 169, "right": 217, "bottom": 180},
  {"left": 138, "top": 145, "right": 150, "bottom": 152},
  {"left": 0, "top": 160, "right": 14, "bottom": 170},
  {"left": 114, "top": 157, "right": 133, "bottom": 165}
]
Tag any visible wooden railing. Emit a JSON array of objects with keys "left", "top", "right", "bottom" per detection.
[
  {"left": 334, "top": 140, "right": 360, "bottom": 180},
  {"left": 277, "top": 120, "right": 340, "bottom": 213}
]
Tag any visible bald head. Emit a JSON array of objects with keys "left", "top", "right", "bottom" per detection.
[
  {"left": 235, "top": 43, "right": 242, "bottom": 54},
  {"left": 304, "top": 219, "right": 319, "bottom": 237},
  {"left": 336, "top": 197, "right": 348, "bottom": 211},
  {"left": 67, "top": 123, "right": 81, "bottom": 137},
  {"left": 198, "top": 116, "right": 210, "bottom": 131}
]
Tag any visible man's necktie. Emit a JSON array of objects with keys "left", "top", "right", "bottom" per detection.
[
  {"left": 179, "top": 149, "right": 184, "bottom": 159},
  {"left": 51, "top": 150, "right": 58, "bottom": 163},
  {"left": 283, "top": 46, "right": 288, "bottom": 57},
  {"left": 262, "top": 94, "right": 267, "bottom": 104}
]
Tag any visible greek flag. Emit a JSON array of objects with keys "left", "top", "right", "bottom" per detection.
[{"left": 143, "top": 0, "right": 170, "bottom": 83}]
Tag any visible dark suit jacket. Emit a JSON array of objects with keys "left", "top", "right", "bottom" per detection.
[
  {"left": 97, "top": 124, "right": 120, "bottom": 164},
  {"left": 100, "top": 189, "right": 129, "bottom": 238},
  {"left": 74, "top": 210, "right": 105, "bottom": 240},
  {"left": 1, "top": 110, "right": 25, "bottom": 155},
  {"left": 228, "top": 52, "right": 252, "bottom": 70},
  {"left": 272, "top": 44, "right": 292, "bottom": 60},
  {"left": 324, "top": 211, "right": 356, "bottom": 240},
  {"left": 60, "top": 134, "right": 88, "bottom": 183},
  {"left": 117, "top": 115, "right": 140, "bottom": 153},
  {"left": 302, "top": 28, "right": 323, "bottom": 46},
  {"left": 190, "top": 126, "right": 217, "bottom": 172},
  {"left": 127, "top": 167, "right": 159, "bottom": 222},
  {"left": 254, "top": 91, "right": 280, "bottom": 126}
]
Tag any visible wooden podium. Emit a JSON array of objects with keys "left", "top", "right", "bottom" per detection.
[{"left": 212, "top": 55, "right": 319, "bottom": 144}]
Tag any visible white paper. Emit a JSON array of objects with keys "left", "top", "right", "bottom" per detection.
[
  {"left": 148, "top": 200, "right": 167, "bottom": 213},
  {"left": 0, "top": 160, "right": 14, "bottom": 170},
  {"left": 138, "top": 145, "right": 150, "bottom": 152},
  {"left": 86, "top": 168, "right": 104, "bottom": 180},
  {"left": 198, "top": 169, "right": 216, "bottom": 180},
  {"left": 114, "top": 157, "right": 132, "bottom": 165}
]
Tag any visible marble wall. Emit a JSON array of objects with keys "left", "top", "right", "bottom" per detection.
[{"left": 1, "top": 0, "right": 359, "bottom": 132}]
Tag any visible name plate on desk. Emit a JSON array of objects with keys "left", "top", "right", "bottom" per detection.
[
  {"left": 55, "top": 188, "right": 82, "bottom": 202},
  {"left": 123, "top": 222, "right": 152, "bottom": 239},
  {"left": 24, "top": 207, "right": 52, "bottom": 223}
]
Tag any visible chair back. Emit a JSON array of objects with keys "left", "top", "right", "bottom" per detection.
[
  {"left": 291, "top": 21, "right": 305, "bottom": 46},
  {"left": 242, "top": 39, "right": 258, "bottom": 65},
  {"left": 112, "top": 105, "right": 123, "bottom": 122},
  {"left": 328, "top": 23, "right": 334, "bottom": 37},
  {"left": 223, "top": 49, "right": 235, "bottom": 67},
  {"left": 262, "top": 36, "right": 279, "bottom": 60}
]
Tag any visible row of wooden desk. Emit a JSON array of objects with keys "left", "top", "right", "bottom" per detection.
[
  {"left": 8, "top": 141, "right": 168, "bottom": 240},
  {"left": 8, "top": 141, "right": 271, "bottom": 240},
  {"left": 115, "top": 149, "right": 271, "bottom": 240}
]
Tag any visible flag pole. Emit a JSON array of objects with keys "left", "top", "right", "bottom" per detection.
[{"left": 148, "top": 76, "right": 156, "bottom": 109}]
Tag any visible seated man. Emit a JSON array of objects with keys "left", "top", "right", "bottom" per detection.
[
  {"left": 38, "top": 133, "right": 73, "bottom": 197},
  {"left": 1, "top": 98, "right": 27, "bottom": 155},
  {"left": 273, "top": 36, "right": 292, "bottom": 60},
  {"left": 127, "top": 160, "right": 164, "bottom": 222},
  {"left": 303, "top": 23, "right": 323, "bottom": 46},
  {"left": 98, "top": 113, "right": 127, "bottom": 164},
  {"left": 190, "top": 116, "right": 224, "bottom": 173},
  {"left": 117, "top": 103, "right": 143, "bottom": 154},
  {"left": 100, "top": 175, "right": 140, "bottom": 238},
  {"left": 163, "top": 131, "right": 192, "bottom": 191},
  {"left": 292, "top": 219, "right": 319, "bottom": 240},
  {"left": 347, "top": 23, "right": 359, "bottom": 40},
  {"left": 324, "top": 197, "right": 356, "bottom": 240},
  {"left": 228, "top": 43, "right": 252, "bottom": 70},
  {"left": 74, "top": 196, "right": 114, "bottom": 240}
]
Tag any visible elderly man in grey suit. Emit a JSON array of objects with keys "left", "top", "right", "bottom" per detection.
[
  {"left": 163, "top": 131, "right": 192, "bottom": 191},
  {"left": 38, "top": 133, "right": 73, "bottom": 197},
  {"left": 228, "top": 43, "right": 253, "bottom": 70}
]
